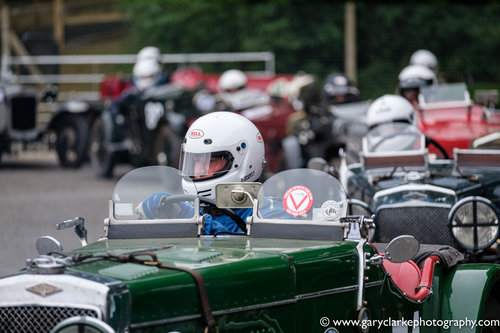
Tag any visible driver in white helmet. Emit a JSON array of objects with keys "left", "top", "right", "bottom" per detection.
[
  {"left": 365, "top": 94, "right": 422, "bottom": 151},
  {"left": 366, "top": 94, "right": 416, "bottom": 130},
  {"left": 219, "top": 69, "right": 248, "bottom": 94},
  {"left": 366, "top": 94, "right": 449, "bottom": 156},
  {"left": 137, "top": 46, "right": 161, "bottom": 63},
  {"left": 397, "top": 64, "right": 437, "bottom": 107},
  {"left": 214, "top": 69, "right": 270, "bottom": 111},
  {"left": 409, "top": 49, "right": 438, "bottom": 74},
  {"left": 135, "top": 46, "right": 169, "bottom": 86},
  {"left": 139, "top": 111, "right": 267, "bottom": 235},
  {"left": 131, "top": 59, "right": 165, "bottom": 91},
  {"left": 110, "top": 57, "right": 167, "bottom": 135}
]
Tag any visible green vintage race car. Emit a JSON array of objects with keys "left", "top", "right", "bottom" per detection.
[
  {"left": 341, "top": 122, "right": 500, "bottom": 263},
  {"left": 0, "top": 166, "right": 499, "bottom": 332}
]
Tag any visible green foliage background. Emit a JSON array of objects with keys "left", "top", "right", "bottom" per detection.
[{"left": 118, "top": 0, "right": 500, "bottom": 100}]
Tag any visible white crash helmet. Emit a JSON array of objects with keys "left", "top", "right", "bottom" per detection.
[
  {"left": 398, "top": 64, "right": 437, "bottom": 92},
  {"left": 137, "top": 46, "right": 161, "bottom": 63},
  {"left": 409, "top": 49, "right": 438, "bottom": 73},
  {"left": 219, "top": 69, "right": 248, "bottom": 92},
  {"left": 133, "top": 59, "right": 162, "bottom": 91},
  {"left": 366, "top": 94, "right": 415, "bottom": 129},
  {"left": 180, "top": 111, "right": 266, "bottom": 199}
]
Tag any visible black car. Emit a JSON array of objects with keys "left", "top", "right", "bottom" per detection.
[
  {"left": 89, "top": 83, "right": 199, "bottom": 178},
  {"left": 0, "top": 80, "right": 91, "bottom": 167}
]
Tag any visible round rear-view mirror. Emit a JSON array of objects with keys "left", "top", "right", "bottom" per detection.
[
  {"left": 36, "top": 236, "right": 63, "bottom": 256},
  {"left": 384, "top": 235, "right": 419, "bottom": 263}
]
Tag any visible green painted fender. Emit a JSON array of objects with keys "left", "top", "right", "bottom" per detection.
[{"left": 440, "top": 264, "right": 500, "bottom": 333}]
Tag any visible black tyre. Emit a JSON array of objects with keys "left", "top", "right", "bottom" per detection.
[
  {"left": 89, "top": 116, "right": 115, "bottom": 178},
  {"left": 153, "top": 125, "right": 181, "bottom": 168},
  {"left": 55, "top": 116, "right": 88, "bottom": 168}
]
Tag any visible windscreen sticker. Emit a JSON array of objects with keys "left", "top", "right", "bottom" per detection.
[
  {"left": 320, "top": 200, "right": 341, "bottom": 221},
  {"left": 283, "top": 185, "right": 313, "bottom": 217}
]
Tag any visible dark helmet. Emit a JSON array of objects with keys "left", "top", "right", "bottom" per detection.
[{"left": 322, "top": 73, "right": 360, "bottom": 105}]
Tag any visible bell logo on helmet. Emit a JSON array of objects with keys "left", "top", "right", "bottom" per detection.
[{"left": 189, "top": 129, "right": 204, "bottom": 139}]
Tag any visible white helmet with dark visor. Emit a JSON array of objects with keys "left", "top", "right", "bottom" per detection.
[{"left": 180, "top": 112, "right": 265, "bottom": 199}]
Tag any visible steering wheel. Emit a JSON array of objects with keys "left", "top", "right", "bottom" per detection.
[
  {"left": 424, "top": 136, "right": 449, "bottom": 159},
  {"left": 156, "top": 195, "right": 248, "bottom": 234},
  {"left": 156, "top": 194, "right": 197, "bottom": 219}
]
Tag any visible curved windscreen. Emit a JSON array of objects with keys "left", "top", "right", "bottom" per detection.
[
  {"left": 112, "top": 166, "right": 197, "bottom": 220},
  {"left": 420, "top": 82, "right": 469, "bottom": 104},
  {"left": 364, "top": 123, "right": 425, "bottom": 153},
  {"left": 257, "top": 168, "right": 347, "bottom": 222}
]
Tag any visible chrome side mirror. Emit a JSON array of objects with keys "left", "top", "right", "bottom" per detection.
[
  {"left": 369, "top": 235, "right": 420, "bottom": 265},
  {"left": 384, "top": 235, "right": 420, "bottom": 263},
  {"left": 56, "top": 216, "right": 88, "bottom": 246}
]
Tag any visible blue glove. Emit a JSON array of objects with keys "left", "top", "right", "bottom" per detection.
[
  {"left": 137, "top": 192, "right": 195, "bottom": 219},
  {"left": 202, "top": 208, "right": 252, "bottom": 235}
]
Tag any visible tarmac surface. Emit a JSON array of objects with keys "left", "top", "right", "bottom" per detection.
[{"left": 0, "top": 150, "right": 133, "bottom": 277}]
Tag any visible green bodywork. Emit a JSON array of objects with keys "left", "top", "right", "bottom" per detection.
[
  {"left": 62, "top": 237, "right": 500, "bottom": 332},
  {"left": 440, "top": 264, "right": 500, "bottom": 333}
]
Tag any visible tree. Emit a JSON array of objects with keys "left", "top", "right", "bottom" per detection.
[{"left": 120, "top": 0, "right": 500, "bottom": 99}]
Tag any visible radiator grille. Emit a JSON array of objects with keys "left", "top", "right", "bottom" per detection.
[
  {"left": 0, "top": 305, "right": 99, "bottom": 333},
  {"left": 375, "top": 204, "right": 457, "bottom": 246},
  {"left": 11, "top": 96, "right": 37, "bottom": 131}
]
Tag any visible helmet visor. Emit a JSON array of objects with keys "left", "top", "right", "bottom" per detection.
[
  {"left": 399, "top": 77, "right": 430, "bottom": 90},
  {"left": 180, "top": 149, "right": 234, "bottom": 181}
]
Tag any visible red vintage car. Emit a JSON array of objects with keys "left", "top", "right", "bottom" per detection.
[
  {"left": 171, "top": 67, "right": 300, "bottom": 176},
  {"left": 236, "top": 99, "right": 297, "bottom": 175},
  {"left": 169, "top": 66, "right": 295, "bottom": 93},
  {"left": 416, "top": 83, "right": 500, "bottom": 158}
]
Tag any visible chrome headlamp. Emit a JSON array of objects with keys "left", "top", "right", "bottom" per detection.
[
  {"left": 448, "top": 196, "right": 500, "bottom": 251},
  {"left": 51, "top": 316, "right": 115, "bottom": 333}
]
